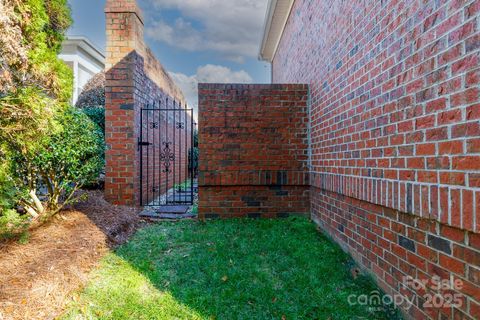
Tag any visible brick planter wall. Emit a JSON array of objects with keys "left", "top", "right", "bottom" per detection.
[
  {"left": 198, "top": 84, "right": 310, "bottom": 218},
  {"left": 104, "top": 0, "right": 189, "bottom": 205},
  {"left": 272, "top": 0, "right": 480, "bottom": 318}
]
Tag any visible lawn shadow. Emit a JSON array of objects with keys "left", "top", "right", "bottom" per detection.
[{"left": 107, "top": 217, "right": 401, "bottom": 320}]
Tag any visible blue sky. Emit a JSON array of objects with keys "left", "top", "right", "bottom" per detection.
[{"left": 67, "top": 0, "right": 271, "bottom": 110}]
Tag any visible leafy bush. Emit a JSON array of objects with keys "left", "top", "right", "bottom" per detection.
[
  {"left": 75, "top": 70, "right": 105, "bottom": 139},
  {"left": 0, "top": 157, "right": 28, "bottom": 239},
  {"left": 75, "top": 71, "right": 105, "bottom": 108},
  {"left": 82, "top": 106, "right": 105, "bottom": 134},
  {"left": 0, "top": 87, "right": 61, "bottom": 149},
  {"left": 0, "top": 0, "right": 76, "bottom": 238},
  {"left": 0, "top": 0, "right": 73, "bottom": 153},
  {"left": 189, "top": 130, "right": 199, "bottom": 177},
  {"left": 189, "top": 147, "right": 199, "bottom": 177},
  {"left": 34, "top": 107, "right": 104, "bottom": 213},
  {"left": 0, "top": 209, "right": 29, "bottom": 240},
  {"left": 5, "top": 107, "right": 104, "bottom": 225},
  {"left": 0, "top": 151, "right": 16, "bottom": 208},
  {"left": 0, "top": 0, "right": 73, "bottom": 99}
]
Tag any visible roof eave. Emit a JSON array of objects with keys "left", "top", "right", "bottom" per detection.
[
  {"left": 64, "top": 36, "right": 106, "bottom": 63},
  {"left": 259, "top": 0, "right": 294, "bottom": 62},
  {"left": 259, "top": 0, "right": 277, "bottom": 62}
]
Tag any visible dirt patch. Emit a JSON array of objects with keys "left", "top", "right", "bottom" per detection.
[
  {"left": 72, "top": 190, "right": 142, "bottom": 246},
  {"left": 0, "top": 191, "right": 142, "bottom": 320}
]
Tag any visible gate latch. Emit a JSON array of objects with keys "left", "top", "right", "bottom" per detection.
[{"left": 138, "top": 137, "right": 152, "bottom": 150}]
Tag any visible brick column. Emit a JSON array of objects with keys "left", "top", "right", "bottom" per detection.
[{"left": 104, "top": 0, "right": 144, "bottom": 205}]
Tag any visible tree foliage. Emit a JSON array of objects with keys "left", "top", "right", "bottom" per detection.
[
  {"left": 0, "top": 0, "right": 105, "bottom": 237},
  {"left": 82, "top": 106, "right": 105, "bottom": 134},
  {"left": 75, "top": 71, "right": 106, "bottom": 135},
  {"left": 0, "top": 0, "right": 73, "bottom": 151},
  {"left": 75, "top": 71, "right": 105, "bottom": 108},
  {"left": 0, "top": 0, "right": 73, "bottom": 98},
  {"left": 189, "top": 130, "right": 199, "bottom": 177},
  {"left": 9, "top": 108, "right": 104, "bottom": 216}
]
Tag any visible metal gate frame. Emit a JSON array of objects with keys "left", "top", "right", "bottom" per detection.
[{"left": 138, "top": 103, "right": 194, "bottom": 207}]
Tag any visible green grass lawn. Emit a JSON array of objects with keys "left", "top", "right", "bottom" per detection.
[{"left": 62, "top": 217, "right": 400, "bottom": 320}]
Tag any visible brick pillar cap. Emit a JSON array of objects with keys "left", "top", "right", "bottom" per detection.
[{"left": 105, "top": 0, "right": 144, "bottom": 24}]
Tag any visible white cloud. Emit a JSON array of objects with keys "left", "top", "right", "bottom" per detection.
[
  {"left": 146, "top": 18, "right": 203, "bottom": 52},
  {"left": 170, "top": 64, "right": 253, "bottom": 118},
  {"left": 143, "top": 0, "right": 268, "bottom": 62},
  {"left": 196, "top": 64, "right": 253, "bottom": 83}
]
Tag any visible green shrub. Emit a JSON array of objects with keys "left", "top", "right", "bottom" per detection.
[
  {"left": 0, "top": 157, "right": 28, "bottom": 239},
  {"left": 0, "top": 0, "right": 81, "bottom": 239},
  {"left": 189, "top": 130, "right": 199, "bottom": 177},
  {"left": 0, "top": 209, "right": 29, "bottom": 240},
  {"left": 76, "top": 71, "right": 105, "bottom": 135},
  {"left": 9, "top": 107, "right": 104, "bottom": 218},
  {"left": 75, "top": 71, "right": 105, "bottom": 108},
  {"left": 0, "top": 154, "right": 16, "bottom": 209},
  {"left": 189, "top": 147, "right": 199, "bottom": 177},
  {"left": 0, "top": 0, "right": 73, "bottom": 98},
  {"left": 82, "top": 106, "right": 105, "bottom": 134},
  {"left": 35, "top": 107, "right": 104, "bottom": 212}
]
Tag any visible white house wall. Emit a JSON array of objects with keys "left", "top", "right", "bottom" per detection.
[{"left": 59, "top": 39, "right": 105, "bottom": 105}]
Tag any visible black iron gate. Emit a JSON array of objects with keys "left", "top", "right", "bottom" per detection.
[{"left": 139, "top": 102, "right": 194, "bottom": 207}]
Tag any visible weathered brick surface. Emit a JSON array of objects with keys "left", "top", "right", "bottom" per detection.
[
  {"left": 273, "top": 0, "right": 480, "bottom": 318},
  {"left": 312, "top": 188, "right": 480, "bottom": 319},
  {"left": 274, "top": 0, "right": 480, "bottom": 232},
  {"left": 199, "top": 186, "right": 310, "bottom": 219},
  {"left": 198, "top": 84, "right": 310, "bottom": 218},
  {"left": 104, "top": 0, "right": 189, "bottom": 205}
]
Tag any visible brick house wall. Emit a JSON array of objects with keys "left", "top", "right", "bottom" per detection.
[
  {"left": 198, "top": 84, "right": 310, "bottom": 218},
  {"left": 104, "top": 0, "right": 191, "bottom": 205},
  {"left": 271, "top": 0, "right": 480, "bottom": 318}
]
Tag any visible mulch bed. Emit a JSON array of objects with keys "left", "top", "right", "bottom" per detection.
[{"left": 0, "top": 190, "right": 142, "bottom": 320}]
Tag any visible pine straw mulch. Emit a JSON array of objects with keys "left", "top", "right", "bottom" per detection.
[{"left": 0, "top": 190, "right": 143, "bottom": 320}]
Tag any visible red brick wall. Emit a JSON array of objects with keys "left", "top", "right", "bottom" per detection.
[
  {"left": 272, "top": 0, "right": 480, "bottom": 318},
  {"left": 274, "top": 0, "right": 479, "bottom": 232},
  {"left": 104, "top": 0, "right": 190, "bottom": 205},
  {"left": 312, "top": 189, "right": 480, "bottom": 319},
  {"left": 272, "top": 0, "right": 480, "bottom": 319},
  {"left": 198, "top": 84, "right": 310, "bottom": 218}
]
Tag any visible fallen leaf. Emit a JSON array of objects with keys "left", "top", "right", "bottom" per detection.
[
  {"left": 221, "top": 275, "right": 228, "bottom": 282},
  {"left": 350, "top": 268, "right": 360, "bottom": 279}
]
